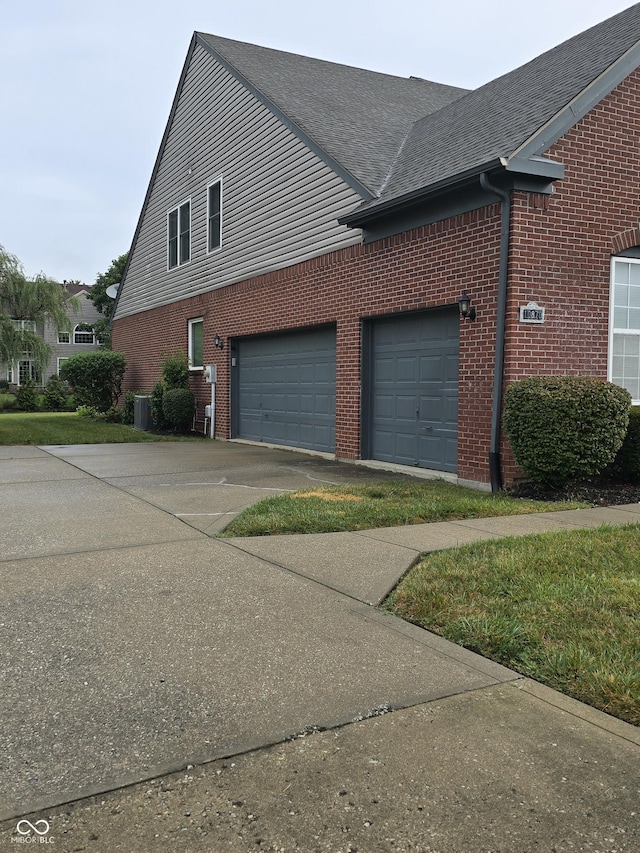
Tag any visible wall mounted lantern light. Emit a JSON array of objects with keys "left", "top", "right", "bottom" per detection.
[
  {"left": 213, "top": 334, "right": 224, "bottom": 349},
  {"left": 458, "top": 292, "right": 476, "bottom": 321}
]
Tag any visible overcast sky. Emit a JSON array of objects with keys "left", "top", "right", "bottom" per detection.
[{"left": 0, "top": 0, "right": 635, "bottom": 285}]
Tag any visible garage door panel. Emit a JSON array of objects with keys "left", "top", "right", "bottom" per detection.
[
  {"left": 237, "top": 327, "right": 336, "bottom": 453},
  {"left": 314, "top": 393, "right": 332, "bottom": 416},
  {"left": 420, "top": 355, "right": 445, "bottom": 381},
  {"left": 369, "top": 308, "right": 459, "bottom": 472},
  {"left": 396, "top": 395, "right": 418, "bottom": 421}
]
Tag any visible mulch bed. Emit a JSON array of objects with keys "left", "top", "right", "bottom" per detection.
[{"left": 508, "top": 479, "right": 640, "bottom": 507}]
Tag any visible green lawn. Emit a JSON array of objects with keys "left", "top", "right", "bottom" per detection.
[
  {"left": 385, "top": 524, "right": 640, "bottom": 726},
  {"left": 0, "top": 412, "right": 203, "bottom": 445},
  {"left": 221, "top": 481, "right": 585, "bottom": 536}
]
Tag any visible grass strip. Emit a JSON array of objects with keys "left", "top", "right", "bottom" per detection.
[
  {"left": 0, "top": 412, "right": 202, "bottom": 445},
  {"left": 221, "top": 481, "right": 585, "bottom": 537},
  {"left": 385, "top": 524, "right": 640, "bottom": 726}
]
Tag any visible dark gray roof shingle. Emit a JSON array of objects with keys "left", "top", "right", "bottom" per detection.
[
  {"left": 358, "top": 3, "right": 640, "bottom": 212},
  {"left": 197, "top": 33, "right": 468, "bottom": 196},
  {"left": 198, "top": 5, "right": 640, "bottom": 217}
]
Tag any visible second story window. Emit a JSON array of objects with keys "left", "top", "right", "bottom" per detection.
[
  {"left": 207, "top": 179, "right": 222, "bottom": 252},
  {"left": 74, "top": 323, "right": 95, "bottom": 344},
  {"left": 168, "top": 200, "right": 191, "bottom": 269}
]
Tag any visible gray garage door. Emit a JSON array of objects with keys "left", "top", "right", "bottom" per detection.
[
  {"left": 368, "top": 308, "right": 459, "bottom": 472},
  {"left": 236, "top": 327, "right": 336, "bottom": 452}
]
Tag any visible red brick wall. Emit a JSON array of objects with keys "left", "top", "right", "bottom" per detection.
[
  {"left": 113, "top": 68, "right": 640, "bottom": 487},
  {"left": 114, "top": 207, "right": 503, "bottom": 481},
  {"left": 500, "top": 67, "right": 640, "bottom": 482}
]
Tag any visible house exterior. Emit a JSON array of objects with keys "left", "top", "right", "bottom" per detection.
[
  {"left": 112, "top": 5, "right": 640, "bottom": 490},
  {"left": 3, "top": 282, "right": 101, "bottom": 386}
]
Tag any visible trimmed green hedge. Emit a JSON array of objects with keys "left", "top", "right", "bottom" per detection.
[
  {"left": 162, "top": 387, "right": 195, "bottom": 432},
  {"left": 60, "top": 350, "right": 126, "bottom": 412},
  {"left": 503, "top": 376, "right": 631, "bottom": 488},
  {"left": 606, "top": 406, "right": 640, "bottom": 483}
]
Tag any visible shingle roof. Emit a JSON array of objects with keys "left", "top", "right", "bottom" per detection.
[
  {"left": 197, "top": 33, "right": 469, "bottom": 197},
  {"left": 355, "top": 3, "right": 640, "bottom": 215}
]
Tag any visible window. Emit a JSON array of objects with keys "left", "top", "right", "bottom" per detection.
[
  {"left": 188, "top": 318, "right": 204, "bottom": 370},
  {"left": 74, "top": 324, "right": 95, "bottom": 344},
  {"left": 11, "top": 319, "right": 36, "bottom": 334},
  {"left": 58, "top": 331, "right": 70, "bottom": 344},
  {"left": 609, "top": 257, "right": 640, "bottom": 404},
  {"left": 57, "top": 357, "right": 68, "bottom": 373},
  {"left": 168, "top": 200, "right": 191, "bottom": 269},
  {"left": 207, "top": 179, "right": 222, "bottom": 252},
  {"left": 8, "top": 360, "right": 36, "bottom": 385}
]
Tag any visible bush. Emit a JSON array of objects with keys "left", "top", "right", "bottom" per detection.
[
  {"left": 15, "top": 378, "right": 39, "bottom": 412},
  {"left": 150, "top": 381, "right": 167, "bottom": 430},
  {"left": 605, "top": 406, "right": 640, "bottom": 483},
  {"left": 161, "top": 349, "right": 189, "bottom": 390},
  {"left": 0, "top": 379, "right": 9, "bottom": 392},
  {"left": 60, "top": 350, "right": 126, "bottom": 412},
  {"left": 0, "top": 393, "right": 16, "bottom": 411},
  {"left": 43, "top": 374, "right": 68, "bottom": 410},
  {"left": 102, "top": 406, "right": 123, "bottom": 423},
  {"left": 503, "top": 376, "right": 631, "bottom": 488},
  {"left": 76, "top": 404, "right": 100, "bottom": 418},
  {"left": 162, "top": 387, "right": 195, "bottom": 432},
  {"left": 123, "top": 391, "right": 136, "bottom": 426}
]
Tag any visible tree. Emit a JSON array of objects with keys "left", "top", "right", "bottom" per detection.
[
  {"left": 90, "top": 252, "right": 128, "bottom": 348},
  {"left": 0, "top": 245, "right": 78, "bottom": 377},
  {"left": 91, "top": 252, "right": 128, "bottom": 315}
]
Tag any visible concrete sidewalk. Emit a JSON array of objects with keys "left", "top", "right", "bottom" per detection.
[{"left": 0, "top": 442, "right": 638, "bottom": 851}]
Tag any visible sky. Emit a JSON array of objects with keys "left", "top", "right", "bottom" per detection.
[{"left": 0, "top": 0, "right": 635, "bottom": 285}]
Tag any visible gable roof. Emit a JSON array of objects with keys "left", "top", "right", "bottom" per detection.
[
  {"left": 197, "top": 33, "right": 469, "bottom": 198},
  {"left": 347, "top": 3, "right": 640, "bottom": 221}
]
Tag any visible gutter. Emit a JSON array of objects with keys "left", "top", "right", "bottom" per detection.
[{"left": 479, "top": 172, "right": 511, "bottom": 492}]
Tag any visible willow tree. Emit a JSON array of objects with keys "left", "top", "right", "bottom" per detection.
[{"left": 0, "top": 246, "right": 78, "bottom": 376}]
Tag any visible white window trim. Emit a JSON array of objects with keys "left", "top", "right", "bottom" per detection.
[
  {"left": 167, "top": 198, "right": 191, "bottom": 270},
  {"left": 188, "top": 317, "right": 204, "bottom": 371},
  {"left": 206, "top": 177, "right": 223, "bottom": 254},
  {"left": 608, "top": 255, "right": 640, "bottom": 405},
  {"left": 73, "top": 324, "right": 96, "bottom": 345},
  {"left": 57, "top": 357, "right": 69, "bottom": 373},
  {"left": 58, "top": 331, "right": 71, "bottom": 344},
  {"left": 8, "top": 359, "right": 37, "bottom": 385}
]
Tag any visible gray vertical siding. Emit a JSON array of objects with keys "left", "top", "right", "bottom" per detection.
[{"left": 115, "top": 44, "right": 364, "bottom": 320}]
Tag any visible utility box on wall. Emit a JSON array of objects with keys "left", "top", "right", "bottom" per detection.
[{"left": 204, "top": 365, "right": 217, "bottom": 384}]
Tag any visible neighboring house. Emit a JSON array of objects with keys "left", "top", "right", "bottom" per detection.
[
  {"left": 3, "top": 282, "right": 101, "bottom": 386},
  {"left": 112, "top": 5, "right": 640, "bottom": 490}
]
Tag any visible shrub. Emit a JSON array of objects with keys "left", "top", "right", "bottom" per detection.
[
  {"left": 0, "top": 379, "right": 9, "bottom": 392},
  {"left": 0, "top": 393, "right": 16, "bottom": 411},
  {"left": 102, "top": 406, "right": 123, "bottom": 423},
  {"left": 43, "top": 374, "right": 68, "bottom": 410},
  {"left": 15, "top": 378, "right": 39, "bottom": 412},
  {"left": 150, "top": 381, "right": 167, "bottom": 430},
  {"left": 60, "top": 350, "right": 126, "bottom": 412},
  {"left": 76, "top": 404, "right": 100, "bottom": 418},
  {"left": 162, "top": 387, "right": 195, "bottom": 432},
  {"left": 161, "top": 349, "right": 189, "bottom": 390},
  {"left": 605, "top": 406, "right": 640, "bottom": 483},
  {"left": 123, "top": 391, "right": 136, "bottom": 426},
  {"left": 503, "top": 376, "right": 631, "bottom": 488}
]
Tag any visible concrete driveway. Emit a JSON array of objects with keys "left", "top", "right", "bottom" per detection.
[
  {"left": 0, "top": 442, "right": 514, "bottom": 818},
  {"left": 1, "top": 441, "right": 638, "bottom": 852}
]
